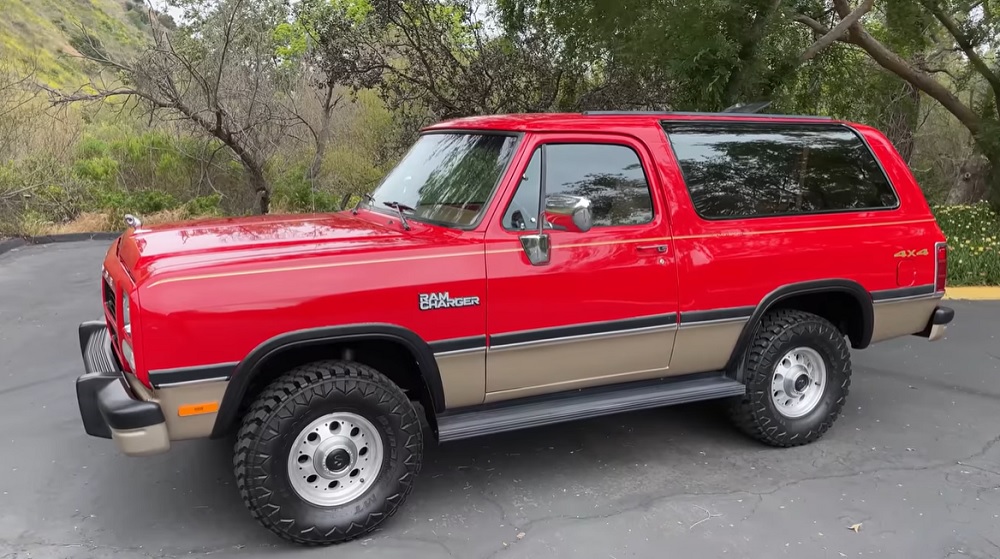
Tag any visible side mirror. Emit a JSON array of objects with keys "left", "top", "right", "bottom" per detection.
[{"left": 544, "top": 194, "right": 593, "bottom": 233}]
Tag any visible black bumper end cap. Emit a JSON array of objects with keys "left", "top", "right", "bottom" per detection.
[
  {"left": 915, "top": 305, "right": 955, "bottom": 338},
  {"left": 76, "top": 372, "right": 166, "bottom": 437},
  {"left": 931, "top": 305, "right": 955, "bottom": 325},
  {"left": 76, "top": 320, "right": 166, "bottom": 438},
  {"left": 76, "top": 373, "right": 116, "bottom": 439}
]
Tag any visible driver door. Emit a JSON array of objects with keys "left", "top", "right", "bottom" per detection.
[{"left": 483, "top": 132, "right": 680, "bottom": 403}]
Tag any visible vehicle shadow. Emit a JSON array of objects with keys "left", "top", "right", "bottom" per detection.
[{"left": 87, "top": 400, "right": 763, "bottom": 552}]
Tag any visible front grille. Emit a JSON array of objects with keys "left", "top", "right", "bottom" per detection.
[{"left": 102, "top": 274, "right": 116, "bottom": 319}]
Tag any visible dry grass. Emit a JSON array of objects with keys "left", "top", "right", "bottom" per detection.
[
  {"left": 26, "top": 208, "right": 190, "bottom": 236},
  {"left": 43, "top": 211, "right": 113, "bottom": 234}
]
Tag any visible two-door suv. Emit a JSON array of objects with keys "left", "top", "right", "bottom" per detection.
[{"left": 76, "top": 110, "right": 955, "bottom": 545}]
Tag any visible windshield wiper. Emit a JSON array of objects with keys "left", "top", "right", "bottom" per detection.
[
  {"left": 383, "top": 201, "right": 414, "bottom": 230},
  {"left": 351, "top": 192, "right": 376, "bottom": 215}
]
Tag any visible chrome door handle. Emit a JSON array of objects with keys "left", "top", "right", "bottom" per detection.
[{"left": 636, "top": 245, "right": 668, "bottom": 253}]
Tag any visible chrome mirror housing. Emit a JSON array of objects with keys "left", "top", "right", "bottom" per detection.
[
  {"left": 519, "top": 233, "right": 550, "bottom": 266},
  {"left": 544, "top": 194, "right": 593, "bottom": 233}
]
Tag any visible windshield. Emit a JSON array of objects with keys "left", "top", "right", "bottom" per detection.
[{"left": 367, "top": 132, "right": 520, "bottom": 228}]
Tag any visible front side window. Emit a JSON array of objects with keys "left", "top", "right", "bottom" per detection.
[
  {"left": 368, "top": 132, "right": 520, "bottom": 228},
  {"left": 501, "top": 142, "right": 655, "bottom": 230},
  {"left": 662, "top": 122, "right": 899, "bottom": 219}
]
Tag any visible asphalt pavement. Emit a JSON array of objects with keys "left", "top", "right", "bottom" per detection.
[{"left": 1, "top": 240, "right": 998, "bottom": 559}]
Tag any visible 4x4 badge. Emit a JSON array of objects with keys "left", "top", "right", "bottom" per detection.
[{"left": 418, "top": 291, "right": 480, "bottom": 311}]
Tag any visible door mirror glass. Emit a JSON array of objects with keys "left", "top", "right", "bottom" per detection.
[{"left": 544, "top": 194, "right": 593, "bottom": 233}]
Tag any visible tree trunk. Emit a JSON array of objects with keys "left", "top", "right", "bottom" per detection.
[
  {"left": 307, "top": 85, "right": 336, "bottom": 183},
  {"left": 946, "top": 156, "right": 989, "bottom": 205},
  {"left": 307, "top": 133, "right": 328, "bottom": 182},
  {"left": 885, "top": 82, "right": 920, "bottom": 163},
  {"left": 248, "top": 165, "right": 270, "bottom": 214},
  {"left": 721, "top": 0, "right": 784, "bottom": 107},
  {"left": 985, "top": 153, "right": 1000, "bottom": 213}
]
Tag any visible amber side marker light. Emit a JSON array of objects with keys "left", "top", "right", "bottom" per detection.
[{"left": 178, "top": 402, "right": 220, "bottom": 417}]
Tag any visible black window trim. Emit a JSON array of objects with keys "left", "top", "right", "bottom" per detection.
[
  {"left": 659, "top": 120, "right": 902, "bottom": 222},
  {"left": 498, "top": 138, "right": 658, "bottom": 232},
  {"left": 364, "top": 128, "right": 525, "bottom": 231}
]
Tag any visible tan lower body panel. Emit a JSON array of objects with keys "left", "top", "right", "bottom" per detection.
[
  {"left": 111, "top": 423, "right": 171, "bottom": 456},
  {"left": 434, "top": 296, "right": 943, "bottom": 412},
  {"left": 483, "top": 326, "right": 676, "bottom": 403},
  {"left": 926, "top": 323, "right": 947, "bottom": 341},
  {"left": 871, "top": 296, "right": 940, "bottom": 343},
  {"left": 666, "top": 319, "right": 747, "bottom": 376},
  {"left": 436, "top": 349, "right": 486, "bottom": 408},
  {"left": 128, "top": 376, "right": 229, "bottom": 440}
]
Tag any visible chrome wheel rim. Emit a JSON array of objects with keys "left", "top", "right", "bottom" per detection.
[
  {"left": 287, "top": 412, "right": 384, "bottom": 507},
  {"left": 770, "top": 346, "right": 827, "bottom": 418}
]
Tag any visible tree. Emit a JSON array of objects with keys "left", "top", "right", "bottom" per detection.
[
  {"left": 45, "top": 0, "right": 296, "bottom": 214},
  {"left": 792, "top": 0, "right": 1000, "bottom": 209},
  {"left": 497, "top": 0, "right": 812, "bottom": 111},
  {"left": 312, "top": 0, "right": 674, "bottom": 137},
  {"left": 276, "top": 0, "right": 383, "bottom": 184},
  {"left": 0, "top": 59, "right": 40, "bottom": 161}
]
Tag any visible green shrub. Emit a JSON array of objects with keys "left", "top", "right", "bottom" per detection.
[
  {"left": 72, "top": 155, "right": 119, "bottom": 184},
  {"left": 933, "top": 202, "right": 1000, "bottom": 286},
  {"left": 75, "top": 137, "right": 109, "bottom": 159},
  {"left": 90, "top": 187, "right": 180, "bottom": 225},
  {"left": 185, "top": 193, "right": 223, "bottom": 217},
  {"left": 271, "top": 162, "right": 341, "bottom": 213}
]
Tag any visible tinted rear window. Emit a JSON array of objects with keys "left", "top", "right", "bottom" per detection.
[{"left": 662, "top": 122, "right": 899, "bottom": 219}]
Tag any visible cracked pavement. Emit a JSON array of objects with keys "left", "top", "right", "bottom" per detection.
[{"left": 2, "top": 240, "right": 999, "bottom": 559}]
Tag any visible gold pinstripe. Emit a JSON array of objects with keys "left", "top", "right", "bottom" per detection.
[{"left": 146, "top": 218, "right": 938, "bottom": 288}]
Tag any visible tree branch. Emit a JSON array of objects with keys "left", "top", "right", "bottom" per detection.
[
  {"left": 920, "top": 0, "right": 1000, "bottom": 111},
  {"left": 824, "top": 0, "right": 982, "bottom": 136},
  {"left": 793, "top": 14, "right": 832, "bottom": 35},
  {"left": 801, "top": 0, "right": 873, "bottom": 61}
]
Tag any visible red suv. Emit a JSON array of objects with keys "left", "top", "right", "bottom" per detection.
[{"left": 75, "top": 110, "right": 954, "bottom": 545}]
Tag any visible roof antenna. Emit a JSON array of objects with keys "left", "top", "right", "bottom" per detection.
[{"left": 721, "top": 101, "right": 772, "bottom": 114}]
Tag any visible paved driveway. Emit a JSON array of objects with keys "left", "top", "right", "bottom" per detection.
[{"left": 1, "top": 241, "right": 998, "bottom": 559}]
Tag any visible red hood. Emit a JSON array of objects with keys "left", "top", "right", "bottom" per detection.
[{"left": 117, "top": 212, "right": 409, "bottom": 282}]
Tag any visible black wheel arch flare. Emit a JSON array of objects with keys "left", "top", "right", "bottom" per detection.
[
  {"left": 210, "top": 323, "right": 446, "bottom": 439},
  {"left": 725, "top": 279, "right": 875, "bottom": 381}
]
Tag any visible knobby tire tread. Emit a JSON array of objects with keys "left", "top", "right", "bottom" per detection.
[
  {"left": 728, "top": 309, "right": 852, "bottom": 448},
  {"left": 233, "top": 360, "right": 423, "bottom": 546}
]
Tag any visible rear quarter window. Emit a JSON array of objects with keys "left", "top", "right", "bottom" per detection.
[{"left": 661, "top": 122, "right": 900, "bottom": 219}]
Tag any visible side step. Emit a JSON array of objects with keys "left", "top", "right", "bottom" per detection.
[{"left": 437, "top": 373, "right": 746, "bottom": 442}]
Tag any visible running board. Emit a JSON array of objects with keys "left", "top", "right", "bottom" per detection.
[{"left": 436, "top": 373, "right": 746, "bottom": 442}]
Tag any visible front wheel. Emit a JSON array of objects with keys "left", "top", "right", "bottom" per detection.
[
  {"left": 233, "top": 360, "right": 423, "bottom": 545},
  {"left": 728, "top": 309, "right": 852, "bottom": 447}
]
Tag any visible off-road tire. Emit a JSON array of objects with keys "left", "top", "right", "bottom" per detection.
[
  {"left": 728, "top": 309, "right": 852, "bottom": 448},
  {"left": 233, "top": 360, "right": 423, "bottom": 546}
]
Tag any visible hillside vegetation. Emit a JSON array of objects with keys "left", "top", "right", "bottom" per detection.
[
  {"left": 1, "top": 0, "right": 999, "bottom": 285},
  {"left": 0, "top": 0, "right": 162, "bottom": 88}
]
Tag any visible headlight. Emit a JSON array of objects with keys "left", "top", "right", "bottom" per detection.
[
  {"left": 122, "top": 294, "right": 131, "bottom": 336},
  {"left": 121, "top": 339, "right": 136, "bottom": 372}
]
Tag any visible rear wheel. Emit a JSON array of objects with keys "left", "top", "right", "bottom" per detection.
[
  {"left": 233, "top": 360, "right": 423, "bottom": 545},
  {"left": 728, "top": 309, "right": 852, "bottom": 447}
]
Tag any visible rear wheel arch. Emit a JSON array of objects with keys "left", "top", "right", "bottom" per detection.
[
  {"left": 726, "top": 280, "right": 874, "bottom": 379},
  {"left": 211, "top": 324, "right": 444, "bottom": 438}
]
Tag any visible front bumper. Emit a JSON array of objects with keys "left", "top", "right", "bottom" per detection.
[
  {"left": 75, "top": 320, "right": 170, "bottom": 456},
  {"left": 916, "top": 305, "right": 955, "bottom": 342}
]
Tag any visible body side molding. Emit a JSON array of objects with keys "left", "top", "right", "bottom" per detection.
[
  {"left": 488, "top": 313, "right": 678, "bottom": 348},
  {"left": 210, "top": 323, "right": 446, "bottom": 438},
  {"left": 149, "top": 363, "right": 237, "bottom": 387},
  {"left": 724, "top": 279, "right": 875, "bottom": 378},
  {"left": 870, "top": 284, "right": 937, "bottom": 301}
]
